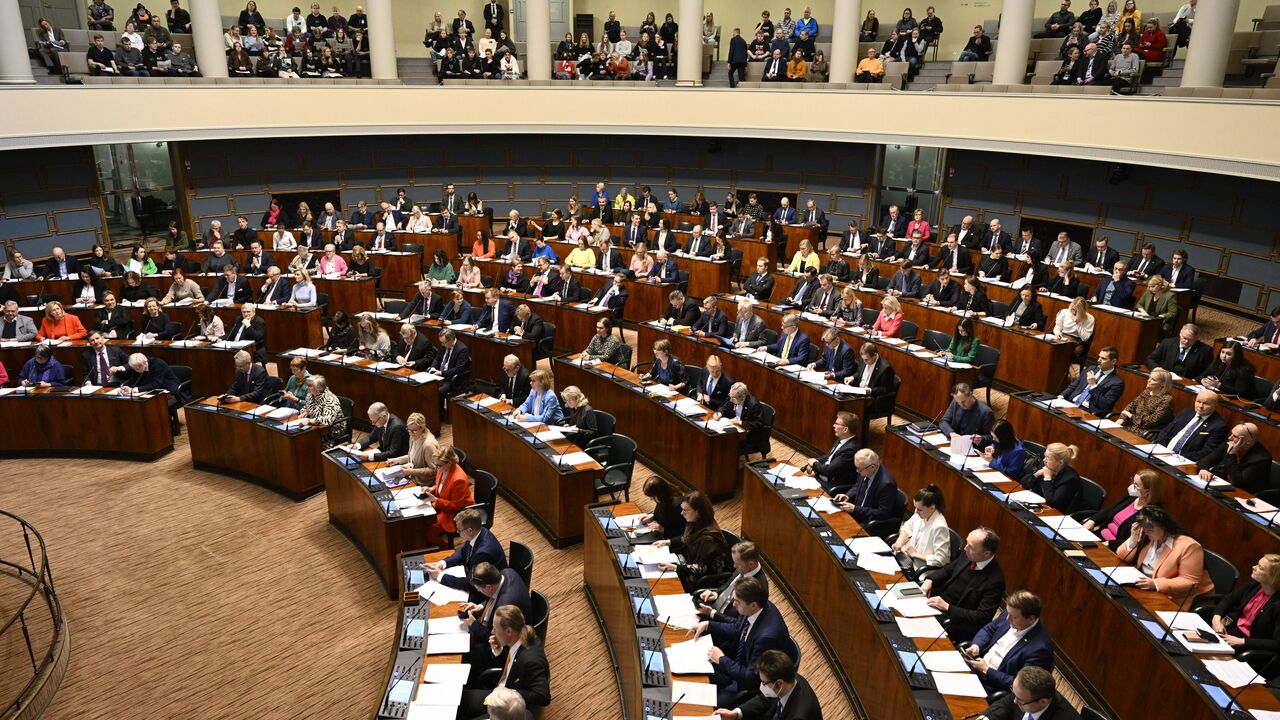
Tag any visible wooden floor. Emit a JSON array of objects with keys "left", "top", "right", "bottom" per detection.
[{"left": 0, "top": 306, "right": 1251, "bottom": 720}]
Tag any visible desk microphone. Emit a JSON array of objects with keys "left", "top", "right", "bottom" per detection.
[
  {"left": 906, "top": 627, "right": 948, "bottom": 678},
  {"left": 183, "top": 318, "right": 200, "bottom": 340},
  {"left": 641, "top": 616, "right": 671, "bottom": 675},
  {"left": 645, "top": 565, "right": 671, "bottom": 614},
  {"left": 1219, "top": 663, "right": 1266, "bottom": 718},
  {"left": 871, "top": 565, "right": 913, "bottom": 619},
  {"left": 911, "top": 402, "right": 949, "bottom": 436},
  {"left": 664, "top": 692, "right": 686, "bottom": 719}
]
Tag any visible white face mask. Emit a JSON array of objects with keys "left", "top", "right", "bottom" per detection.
[
  {"left": 759, "top": 681, "right": 779, "bottom": 699},
  {"left": 1127, "top": 483, "right": 1140, "bottom": 498}
]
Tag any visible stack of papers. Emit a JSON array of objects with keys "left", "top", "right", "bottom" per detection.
[
  {"left": 1099, "top": 566, "right": 1146, "bottom": 585},
  {"left": 972, "top": 470, "right": 1008, "bottom": 485},
  {"left": 797, "top": 370, "right": 829, "bottom": 385},
  {"left": 1040, "top": 515, "right": 1100, "bottom": 542},
  {"left": 846, "top": 535, "right": 894, "bottom": 555},
  {"left": 920, "top": 432, "right": 949, "bottom": 447},
  {"left": 633, "top": 545, "right": 679, "bottom": 565},
  {"left": 895, "top": 615, "right": 945, "bottom": 638},
  {"left": 413, "top": 580, "right": 471, "bottom": 605},
  {"left": 645, "top": 384, "right": 677, "bottom": 398},
  {"left": 673, "top": 398, "right": 706, "bottom": 417},
  {"left": 932, "top": 671, "right": 987, "bottom": 698},
  {"left": 374, "top": 361, "right": 402, "bottom": 371},
  {"left": 653, "top": 594, "right": 700, "bottom": 629},
  {"left": 1007, "top": 489, "right": 1047, "bottom": 504},
  {"left": 533, "top": 430, "right": 565, "bottom": 442},
  {"left": 857, "top": 552, "right": 901, "bottom": 576},
  {"left": 425, "top": 632, "right": 471, "bottom": 655},
  {"left": 670, "top": 679, "right": 717, "bottom": 705},
  {"left": 408, "top": 371, "right": 439, "bottom": 384},
  {"left": 782, "top": 476, "right": 822, "bottom": 490},
  {"left": 704, "top": 418, "right": 737, "bottom": 433},
  {"left": 666, "top": 636, "right": 714, "bottom": 674},
  {"left": 919, "top": 650, "right": 971, "bottom": 672},
  {"left": 1202, "top": 658, "right": 1268, "bottom": 688}
]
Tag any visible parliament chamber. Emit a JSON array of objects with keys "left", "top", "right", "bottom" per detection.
[{"left": 4, "top": 3, "right": 1280, "bottom": 717}]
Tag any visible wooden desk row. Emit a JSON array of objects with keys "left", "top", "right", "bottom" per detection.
[
  {"left": 464, "top": 256, "right": 677, "bottom": 324},
  {"left": 452, "top": 395, "right": 601, "bottom": 548},
  {"left": 545, "top": 233, "right": 732, "bottom": 298},
  {"left": 369, "top": 313, "right": 536, "bottom": 389},
  {"left": 183, "top": 242, "right": 422, "bottom": 293},
  {"left": 0, "top": 387, "right": 173, "bottom": 460},
  {"left": 0, "top": 338, "right": 248, "bottom": 398},
  {"left": 185, "top": 396, "right": 327, "bottom": 500},
  {"left": 1004, "top": 391, "right": 1280, "bottom": 576},
  {"left": 881, "top": 427, "right": 1280, "bottom": 720},
  {"left": 1220, "top": 337, "right": 1280, "bottom": 387},
  {"left": 271, "top": 350, "right": 442, "bottom": 434},
  {"left": 408, "top": 284, "right": 610, "bottom": 354}
]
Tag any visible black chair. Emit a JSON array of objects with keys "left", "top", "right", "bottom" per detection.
[
  {"left": 1252, "top": 375, "right": 1275, "bottom": 403},
  {"left": 729, "top": 248, "right": 744, "bottom": 285},
  {"left": 721, "top": 528, "right": 742, "bottom": 547},
  {"left": 453, "top": 447, "right": 468, "bottom": 471},
  {"left": 677, "top": 270, "right": 690, "bottom": 296},
  {"left": 874, "top": 276, "right": 891, "bottom": 291},
  {"left": 1203, "top": 549, "right": 1239, "bottom": 597},
  {"left": 468, "top": 469, "right": 499, "bottom": 529},
  {"left": 632, "top": 361, "right": 653, "bottom": 376},
  {"left": 528, "top": 589, "right": 549, "bottom": 642},
  {"left": 617, "top": 343, "right": 633, "bottom": 370},
  {"left": 990, "top": 300, "right": 1010, "bottom": 317},
  {"left": 536, "top": 321, "right": 556, "bottom": 361},
  {"left": 739, "top": 403, "right": 775, "bottom": 460},
  {"left": 1258, "top": 488, "right": 1280, "bottom": 505},
  {"left": 592, "top": 409, "right": 616, "bottom": 437},
  {"left": 782, "top": 635, "right": 802, "bottom": 670},
  {"left": 683, "top": 365, "right": 708, "bottom": 396},
  {"left": 262, "top": 375, "right": 284, "bottom": 404},
  {"left": 760, "top": 328, "right": 778, "bottom": 346},
  {"left": 1069, "top": 477, "right": 1106, "bottom": 515},
  {"left": 868, "top": 374, "right": 901, "bottom": 421},
  {"left": 170, "top": 364, "right": 193, "bottom": 402},
  {"left": 589, "top": 433, "right": 637, "bottom": 501},
  {"left": 947, "top": 528, "right": 963, "bottom": 560},
  {"left": 972, "top": 344, "right": 1001, "bottom": 402},
  {"left": 923, "top": 329, "right": 950, "bottom": 352},
  {"left": 1189, "top": 273, "right": 1211, "bottom": 323},
  {"left": 316, "top": 292, "right": 331, "bottom": 326},
  {"left": 480, "top": 274, "right": 493, "bottom": 287},
  {"left": 164, "top": 321, "right": 182, "bottom": 340},
  {"left": 805, "top": 343, "right": 819, "bottom": 365},
  {"left": 677, "top": 221, "right": 694, "bottom": 231},
  {"left": 336, "top": 395, "right": 355, "bottom": 444},
  {"left": 510, "top": 540, "right": 534, "bottom": 588},
  {"left": 383, "top": 299, "right": 407, "bottom": 315},
  {"left": 899, "top": 320, "right": 919, "bottom": 340},
  {"left": 1271, "top": 461, "right": 1280, "bottom": 492}
]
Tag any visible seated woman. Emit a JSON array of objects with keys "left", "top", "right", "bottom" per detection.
[
  {"left": 426, "top": 250, "right": 457, "bottom": 284},
  {"left": 851, "top": 255, "right": 879, "bottom": 289},
  {"left": 1117, "top": 505, "right": 1214, "bottom": 609},
  {"left": 583, "top": 318, "right": 624, "bottom": 364},
  {"left": 943, "top": 318, "right": 980, "bottom": 364},
  {"left": 892, "top": 484, "right": 951, "bottom": 574},
  {"left": 1198, "top": 340, "right": 1257, "bottom": 397},
  {"left": 1051, "top": 46, "right": 1082, "bottom": 84},
  {"left": 639, "top": 477, "right": 687, "bottom": 540},
  {"left": 160, "top": 268, "right": 202, "bottom": 304},
  {"left": 654, "top": 491, "right": 732, "bottom": 592},
  {"left": 959, "top": 276, "right": 993, "bottom": 315},
  {"left": 121, "top": 271, "right": 159, "bottom": 303},
  {"left": 470, "top": 231, "right": 496, "bottom": 259},
  {"left": 438, "top": 290, "right": 472, "bottom": 323},
  {"left": 1005, "top": 286, "right": 1047, "bottom": 329},
  {"left": 515, "top": 368, "right": 563, "bottom": 424},
  {"left": 37, "top": 301, "right": 87, "bottom": 341},
  {"left": 346, "top": 245, "right": 376, "bottom": 278},
  {"left": 355, "top": 312, "right": 391, "bottom": 360},
  {"left": 626, "top": 242, "right": 652, "bottom": 277},
  {"left": 1135, "top": 275, "right": 1178, "bottom": 336},
  {"left": 323, "top": 311, "right": 357, "bottom": 353},
  {"left": 1046, "top": 262, "right": 1086, "bottom": 297},
  {"left": 73, "top": 268, "right": 106, "bottom": 305},
  {"left": 872, "top": 296, "right": 904, "bottom": 338},
  {"left": 286, "top": 267, "right": 317, "bottom": 308},
  {"left": 18, "top": 345, "right": 66, "bottom": 387},
  {"left": 977, "top": 245, "right": 1010, "bottom": 282},
  {"left": 640, "top": 339, "right": 686, "bottom": 391},
  {"left": 125, "top": 245, "right": 157, "bottom": 276},
  {"left": 192, "top": 304, "right": 224, "bottom": 341},
  {"left": 786, "top": 49, "right": 808, "bottom": 81},
  {"left": 1020, "top": 442, "right": 1082, "bottom": 513},
  {"left": 417, "top": 444, "right": 475, "bottom": 548},
  {"left": 983, "top": 419, "right": 1027, "bottom": 475},
  {"left": 565, "top": 236, "right": 597, "bottom": 269},
  {"left": 787, "top": 239, "right": 820, "bottom": 273},
  {"left": 561, "top": 385, "right": 600, "bottom": 443},
  {"left": 279, "top": 357, "right": 311, "bottom": 409},
  {"left": 1084, "top": 469, "right": 1162, "bottom": 549},
  {"left": 136, "top": 297, "right": 172, "bottom": 339},
  {"left": 1117, "top": 367, "right": 1175, "bottom": 437},
  {"left": 405, "top": 206, "right": 433, "bottom": 233},
  {"left": 1053, "top": 297, "right": 1095, "bottom": 362},
  {"left": 455, "top": 257, "right": 483, "bottom": 289},
  {"left": 1212, "top": 553, "right": 1280, "bottom": 680},
  {"left": 833, "top": 287, "right": 863, "bottom": 325}
]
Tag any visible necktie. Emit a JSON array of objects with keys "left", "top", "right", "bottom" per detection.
[
  {"left": 794, "top": 282, "right": 808, "bottom": 301},
  {"left": 809, "top": 210, "right": 815, "bottom": 223},
  {"left": 442, "top": 347, "right": 451, "bottom": 367},
  {"left": 969, "top": 561, "right": 977, "bottom": 570},
  {"left": 781, "top": 333, "right": 793, "bottom": 361},
  {"left": 711, "top": 215, "right": 718, "bottom": 232},
  {"left": 99, "top": 351, "right": 110, "bottom": 383},
  {"left": 1178, "top": 345, "right": 1187, "bottom": 362},
  {"left": 492, "top": 306, "right": 500, "bottom": 331},
  {"left": 1139, "top": 259, "right": 1148, "bottom": 274},
  {"left": 498, "top": 646, "right": 515, "bottom": 686},
  {"left": 1171, "top": 416, "right": 1202, "bottom": 454},
  {"left": 1272, "top": 329, "right": 1279, "bottom": 345},
  {"left": 738, "top": 618, "right": 751, "bottom": 647},
  {"left": 707, "top": 375, "right": 715, "bottom": 394},
  {"left": 1076, "top": 380, "right": 1092, "bottom": 408}
]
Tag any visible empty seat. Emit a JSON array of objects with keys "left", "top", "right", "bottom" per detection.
[
  {"left": 972, "top": 62, "right": 995, "bottom": 83},
  {"left": 948, "top": 61, "right": 975, "bottom": 83}
]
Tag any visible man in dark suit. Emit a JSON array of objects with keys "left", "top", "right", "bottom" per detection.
[
  {"left": 1197, "top": 422, "right": 1273, "bottom": 494},
  {"left": 554, "top": 265, "right": 583, "bottom": 302},
  {"left": 765, "top": 314, "right": 810, "bottom": 366},
  {"left": 833, "top": 448, "right": 899, "bottom": 524},
  {"left": 1128, "top": 243, "right": 1166, "bottom": 282},
  {"left": 497, "top": 354, "right": 532, "bottom": 406},
  {"left": 921, "top": 527, "right": 1007, "bottom": 642},
  {"left": 982, "top": 218, "right": 1013, "bottom": 255},
  {"left": 940, "top": 383, "right": 995, "bottom": 442},
  {"left": 82, "top": 331, "right": 130, "bottom": 386},
  {"left": 692, "top": 296, "right": 728, "bottom": 337},
  {"left": 501, "top": 229, "right": 532, "bottom": 262},
  {"left": 1059, "top": 346, "right": 1124, "bottom": 415},
  {"left": 727, "top": 215, "right": 756, "bottom": 241},
  {"left": 954, "top": 215, "right": 981, "bottom": 249},
  {"left": 461, "top": 562, "right": 529, "bottom": 656},
  {"left": 695, "top": 577, "right": 792, "bottom": 707},
  {"left": 427, "top": 509, "right": 506, "bottom": 600},
  {"left": 704, "top": 203, "right": 727, "bottom": 237},
  {"left": 43, "top": 247, "right": 80, "bottom": 279},
  {"left": 368, "top": 222, "right": 396, "bottom": 252},
  {"left": 933, "top": 233, "right": 974, "bottom": 274},
  {"left": 923, "top": 273, "right": 962, "bottom": 307},
  {"left": 400, "top": 281, "right": 444, "bottom": 320},
  {"left": 257, "top": 267, "right": 292, "bottom": 304},
  {"left": 684, "top": 226, "right": 714, "bottom": 257},
  {"left": 243, "top": 240, "right": 274, "bottom": 275},
  {"left": 224, "top": 350, "right": 269, "bottom": 404},
  {"left": 717, "top": 382, "right": 769, "bottom": 456},
  {"left": 808, "top": 274, "right": 841, "bottom": 316},
  {"left": 742, "top": 257, "right": 775, "bottom": 302},
  {"left": 1145, "top": 323, "right": 1213, "bottom": 378},
  {"left": 866, "top": 231, "right": 897, "bottom": 259},
  {"left": 696, "top": 541, "right": 768, "bottom": 622},
  {"left": 477, "top": 289, "right": 516, "bottom": 333},
  {"left": 719, "top": 649, "right": 823, "bottom": 720},
  {"left": 894, "top": 232, "right": 932, "bottom": 267},
  {"left": 226, "top": 303, "right": 267, "bottom": 360},
  {"left": 1156, "top": 389, "right": 1229, "bottom": 462},
  {"left": 441, "top": 184, "right": 461, "bottom": 214},
  {"left": 783, "top": 268, "right": 819, "bottom": 306},
  {"left": 595, "top": 243, "right": 623, "bottom": 274},
  {"left": 880, "top": 205, "right": 907, "bottom": 238},
  {"left": 762, "top": 48, "right": 785, "bottom": 81},
  {"left": 331, "top": 220, "right": 356, "bottom": 251},
  {"left": 850, "top": 343, "right": 897, "bottom": 416},
  {"left": 730, "top": 300, "right": 769, "bottom": 349},
  {"left": 527, "top": 258, "right": 562, "bottom": 299},
  {"left": 1086, "top": 236, "right": 1120, "bottom": 271},
  {"left": 886, "top": 260, "right": 922, "bottom": 298},
  {"left": 660, "top": 290, "right": 701, "bottom": 326},
  {"left": 801, "top": 199, "right": 827, "bottom": 235},
  {"left": 123, "top": 352, "right": 187, "bottom": 403},
  {"left": 805, "top": 411, "right": 860, "bottom": 495},
  {"left": 95, "top": 292, "right": 133, "bottom": 338},
  {"left": 980, "top": 666, "right": 1082, "bottom": 720},
  {"left": 1246, "top": 306, "right": 1280, "bottom": 352},
  {"left": 622, "top": 214, "right": 649, "bottom": 247},
  {"left": 811, "top": 328, "right": 855, "bottom": 381},
  {"left": 1012, "top": 227, "right": 1042, "bottom": 259},
  {"left": 434, "top": 209, "right": 460, "bottom": 239},
  {"left": 348, "top": 200, "right": 375, "bottom": 229},
  {"left": 350, "top": 401, "right": 410, "bottom": 461},
  {"left": 727, "top": 27, "right": 749, "bottom": 87},
  {"left": 393, "top": 324, "right": 436, "bottom": 370},
  {"left": 481, "top": 1, "right": 504, "bottom": 34},
  {"left": 1090, "top": 262, "right": 1136, "bottom": 308},
  {"left": 512, "top": 305, "right": 544, "bottom": 346},
  {"left": 205, "top": 265, "right": 252, "bottom": 304},
  {"left": 1160, "top": 248, "right": 1195, "bottom": 289},
  {"left": 429, "top": 329, "right": 471, "bottom": 398},
  {"left": 648, "top": 250, "right": 680, "bottom": 283},
  {"left": 963, "top": 591, "right": 1054, "bottom": 694},
  {"left": 695, "top": 355, "right": 734, "bottom": 408},
  {"left": 589, "top": 273, "right": 628, "bottom": 320}
]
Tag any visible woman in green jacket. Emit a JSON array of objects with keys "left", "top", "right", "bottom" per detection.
[
  {"left": 944, "top": 317, "right": 981, "bottom": 364},
  {"left": 1135, "top": 275, "right": 1178, "bottom": 336}
]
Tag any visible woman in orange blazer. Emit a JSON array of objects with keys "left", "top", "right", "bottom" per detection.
[
  {"left": 1117, "top": 505, "right": 1214, "bottom": 610},
  {"left": 36, "top": 301, "right": 87, "bottom": 341},
  {"left": 421, "top": 444, "right": 475, "bottom": 549}
]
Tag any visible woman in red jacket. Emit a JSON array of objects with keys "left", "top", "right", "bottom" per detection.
[
  {"left": 1135, "top": 19, "right": 1167, "bottom": 64},
  {"left": 421, "top": 445, "right": 475, "bottom": 548}
]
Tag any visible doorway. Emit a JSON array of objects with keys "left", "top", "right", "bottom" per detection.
[
  {"left": 874, "top": 144, "right": 946, "bottom": 232},
  {"left": 513, "top": 0, "right": 570, "bottom": 44},
  {"left": 19, "top": 0, "right": 81, "bottom": 30}
]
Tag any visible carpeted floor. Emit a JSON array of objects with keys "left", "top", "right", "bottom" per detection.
[{"left": 0, "top": 305, "right": 1250, "bottom": 719}]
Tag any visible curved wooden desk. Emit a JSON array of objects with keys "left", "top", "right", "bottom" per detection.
[
  {"left": 185, "top": 396, "right": 326, "bottom": 500},
  {"left": 0, "top": 339, "right": 250, "bottom": 397},
  {"left": 467, "top": 257, "right": 677, "bottom": 324},
  {"left": 883, "top": 427, "right": 1280, "bottom": 720},
  {"left": 45, "top": 302, "right": 324, "bottom": 355},
  {"left": 370, "top": 313, "right": 535, "bottom": 387},
  {"left": 322, "top": 448, "right": 438, "bottom": 599},
  {"left": 412, "top": 285, "right": 611, "bottom": 355},
  {"left": 583, "top": 502, "right": 717, "bottom": 720},
  {"left": 451, "top": 396, "right": 601, "bottom": 548},
  {"left": 554, "top": 355, "right": 741, "bottom": 500},
  {"left": 0, "top": 388, "right": 172, "bottom": 460},
  {"left": 274, "top": 352, "right": 442, "bottom": 434}
]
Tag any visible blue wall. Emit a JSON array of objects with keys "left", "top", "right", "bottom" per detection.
[{"left": 0, "top": 147, "right": 102, "bottom": 261}]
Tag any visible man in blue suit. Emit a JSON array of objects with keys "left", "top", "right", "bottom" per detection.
[
  {"left": 1159, "top": 248, "right": 1196, "bottom": 290},
  {"left": 1059, "top": 346, "right": 1124, "bottom": 415},
  {"left": 1090, "top": 261, "right": 1136, "bottom": 308},
  {"left": 477, "top": 288, "right": 516, "bottom": 333},
  {"left": 205, "top": 265, "right": 252, "bottom": 304},
  {"left": 694, "top": 577, "right": 793, "bottom": 707},
  {"left": 765, "top": 313, "right": 810, "bottom": 365},
  {"left": 426, "top": 509, "right": 506, "bottom": 603},
  {"left": 963, "top": 590, "right": 1054, "bottom": 695},
  {"left": 647, "top": 250, "right": 680, "bottom": 283},
  {"left": 880, "top": 205, "right": 907, "bottom": 238},
  {"left": 429, "top": 328, "right": 472, "bottom": 399},
  {"left": 460, "top": 562, "right": 530, "bottom": 657},
  {"left": 887, "top": 259, "right": 922, "bottom": 298},
  {"left": 833, "top": 448, "right": 900, "bottom": 524},
  {"left": 773, "top": 197, "right": 797, "bottom": 225},
  {"left": 811, "top": 327, "right": 855, "bottom": 381}
]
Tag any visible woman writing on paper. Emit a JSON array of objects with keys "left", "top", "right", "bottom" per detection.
[{"left": 892, "top": 484, "right": 951, "bottom": 573}]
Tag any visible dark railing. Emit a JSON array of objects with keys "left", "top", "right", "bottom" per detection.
[{"left": 0, "top": 510, "right": 66, "bottom": 718}]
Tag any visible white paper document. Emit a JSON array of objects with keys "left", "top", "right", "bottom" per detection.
[
  {"left": 920, "top": 432, "right": 949, "bottom": 447},
  {"left": 554, "top": 451, "right": 595, "bottom": 466},
  {"left": 857, "top": 551, "right": 902, "bottom": 576},
  {"left": 1155, "top": 611, "right": 1235, "bottom": 654},
  {"left": 426, "top": 618, "right": 469, "bottom": 635},
  {"left": 1202, "top": 659, "right": 1268, "bottom": 689},
  {"left": 653, "top": 594, "right": 701, "bottom": 629},
  {"left": 932, "top": 671, "right": 988, "bottom": 698},
  {"left": 846, "top": 535, "right": 894, "bottom": 555},
  {"left": 670, "top": 679, "right": 718, "bottom": 705},
  {"left": 413, "top": 681, "right": 463, "bottom": 705},
  {"left": 782, "top": 476, "right": 822, "bottom": 490},
  {"left": 1099, "top": 565, "right": 1146, "bottom": 585},
  {"left": 920, "top": 650, "right": 972, "bottom": 673},
  {"left": 1006, "top": 490, "right": 1047, "bottom": 505},
  {"left": 414, "top": 580, "right": 471, "bottom": 605},
  {"left": 425, "top": 632, "right": 471, "bottom": 654},
  {"left": 633, "top": 545, "right": 679, "bottom": 565},
  {"left": 422, "top": 663, "right": 471, "bottom": 684},
  {"left": 893, "top": 597, "right": 943, "bottom": 617},
  {"left": 895, "top": 615, "right": 945, "bottom": 639},
  {"left": 807, "top": 496, "right": 840, "bottom": 514},
  {"left": 972, "top": 470, "right": 1009, "bottom": 485}
]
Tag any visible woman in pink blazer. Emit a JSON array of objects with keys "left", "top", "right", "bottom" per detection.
[
  {"left": 1117, "top": 505, "right": 1214, "bottom": 609},
  {"left": 872, "top": 296, "right": 904, "bottom": 338}
]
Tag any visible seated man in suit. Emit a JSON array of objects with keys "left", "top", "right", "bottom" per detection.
[
  {"left": 595, "top": 241, "right": 623, "bottom": 274},
  {"left": 783, "top": 267, "right": 819, "bottom": 307},
  {"left": 714, "top": 649, "right": 823, "bottom": 720},
  {"left": 257, "top": 266, "right": 292, "bottom": 305},
  {"left": 981, "top": 219, "right": 1012, "bottom": 256},
  {"left": 1059, "top": 346, "right": 1124, "bottom": 415},
  {"left": 886, "top": 259, "right": 922, "bottom": 298},
  {"left": 764, "top": 313, "right": 810, "bottom": 366},
  {"left": 980, "top": 666, "right": 1081, "bottom": 720},
  {"left": 727, "top": 214, "right": 756, "bottom": 241},
  {"left": 401, "top": 281, "right": 444, "bottom": 320},
  {"left": 243, "top": 240, "right": 275, "bottom": 275},
  {"left": 1197, "top": 422, "right": 1273, "bottom": 495},
  {"left": 921, "top": 527, "right": 1007, "bottom": 642},
  {"left": 807, "top": 274, "right": 841, "bottom": 316},
  {"left": 552, "top": 265, "right": 583, "bottom": 302},
  {"left": 940, "top": 382, "right": 995, "bottom": 444},
  {"left": 683, "top": 224, "right": 713, "bottom": 257},
  {"left": 933, "top": 233, "right": 974, "bottom": 274},
  {"left": 696, "top": 541, "right": 768, "bottom": 622},
  {"left": 527, "top": 257, "right": 562, "bottom": 299},
  {"left": 460, "top": 562, "right": 530, "bottom": 661},
  {"left": 95, "top": 291, "right": 133, "bottom": 338},
  {"left": 922, "top": 272, "right": 961, "bottom": 307},
  {"left": 833, "top": 448, "right": 899, "bottom": 524},
  {"left": 1145, "top": 322, "right": 1213, "bottom": 380},
  {"left": 512, "top": 305, "right": 544, "bottom": 346},
  {"left": 589, "top": 272, "right": 629, "bottom": 319},
  {"left": 502, "top": 229, "right": 533, "bottom": 262},
  {"left": 205, "top": 264, "right": 251, "bottom": 304},
  {"left": 350, "top": 401, "right": 410, "bottom": 461},
  {"left": 810, "top": 327, "right": 855, "bottom": 382},
  {"left": 1156, "top": 389, "right": 1229, "bottom": 462},
  {"left": 1160, "top": 248, "right": 1196, "bottom": 290},
  {"left": 0, "top": 300, "right": 38, "bottom": 341},
  {"left": 394, "top": 323, "right": 436, "bottom": 370},
  {"left": 804, "top": 411, "right": 860, "bottom": 495},
  {"left": 865, "top": 230, "right": 897, "bottom": 259},
  {"left": 1045, "top": 232, "right": 1082, "bottom": 267},
  {"left": 1085, "top": 236, "right": 1120, "bottom": 272},
  {"left": 223, "top": 350, "right": 268, "bottom": 404},
  {"left": 497, "top": 354, "right": 532, "bottom": 406},
  {"left": 838, "top": 220, "right": 867, "bottom": 254},
  {"left": 742, "top": 257, "right": 775, "bottom": 302},
  {"left": 201, "top": 241, "right": 237, "bottom": 274},
  {"left": 693, "top": 295, "right": 728, "bottom": 338},
  {"left": 460, "top": 606, "right": 550, "bottom": 719},
  {"left": 715, "top": 382, "right": 769, "bottom": 456},
  {"left": 123, "top": 352, "right": 185, "bottom": 402},
  {"left": 225, "top": 303, "right": 267, "bottom": 360},
  {"left": 800, "top": 199, "right": 826, "bottom": 233},
  {"left": 348, "top": 200, "right": 376, "bottom": 229},
  {"left": 894, "top": 230, "right": 932, "bottom": 268},
  {"left": 848, "top": 343, "right": 897, "bottom": 416},
  {"left": 82, "top": 330, "right": 130, "bottom": 386},
  {"left": 692, "top": 577, "right": 792, "bottom": 707},
  {"left": 477, "top": 288, "right": 516, "bottom": 333},
  {"left": 368, "top": 219, "right": 398, "bottom": 251},
  {"left": 42, "top": 246, "right": 80, "bottom": 279},
  {"left": 1246, "top": 305, "right": 1280, "bottom": 353},
  {"left": 962, "top": 590, "right": 1053, "bottom": 695},
  {"left": 426, "top": 509, "right": 507, "bottom": 601},
  {"left": 1127, "top": 242, "right": 1165, "bottom": 281},
  {"left": 1090, "top": 261, "right": 1135, "bottom": 307},
  {"left": 954, "top": 216, "right": 981, "bottom": 250},
  {"left": 695, "top": 355, "right": 734, "bottom": 408},
  {"left": 660, "top": 290, "right": 701, "bottom": 327},
  {"left": 730, "top": 299, "right": 769, "bottom": 349},
  {"left": 498, "top": 261, "right": 531, "bottom": 294},
  {"left": 647, "top": 249, "right": 680, "bottom": 284},
  {"left": 428, "top": 328, "right": 471, "bottom": 399}
]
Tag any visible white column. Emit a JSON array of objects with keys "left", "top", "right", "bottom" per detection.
[
  {"left": 828, "top": 0, "right": 861, "bottom": 84},
  {"left": 676, "top": 0, "right": 704, "bottom": 86},
  {"left": 993, "top": 0, "right": 1035, "bottom": 85},
  {"left": 525, "top": 0, "right": 551, "bottom": 81},
  {"left": 189, "top": 0, "right": 227, "bottom": 78},
  {"left": 1182, "top": 0, "right": 1240, "bottom": 87},
  {"left": 0, "top": 0, "right": 33, "bottom": 83},
  {"left": 365, "top": 0, "right": 397, "bottom": 79}
]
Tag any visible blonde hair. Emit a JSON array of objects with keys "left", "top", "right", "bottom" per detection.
[
  {"left": 562, "top": 385, "right": 588, "bottom": 406},
  {"left": 1044, "top": 442, "right": 1078, "bottom": 466},
  {"left": 1148, "top": 368, "right": 1174, "bottom": 394},
  {"left": 1259, "top": 554, "right": 1280, "bottom": 587},
  {"left": 882, "top": 296, "right": 901, "bottom": 314},
  {"left": 1147, "top": 275, "right": 1170, "bottom": 292},
  {"left": 294, "top": 267, "right": 313, "bottom": 283}
]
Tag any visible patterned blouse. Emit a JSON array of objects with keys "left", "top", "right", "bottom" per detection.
[{"left": 1121, "top": 391, "right": 1175, "bottom": 434}]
